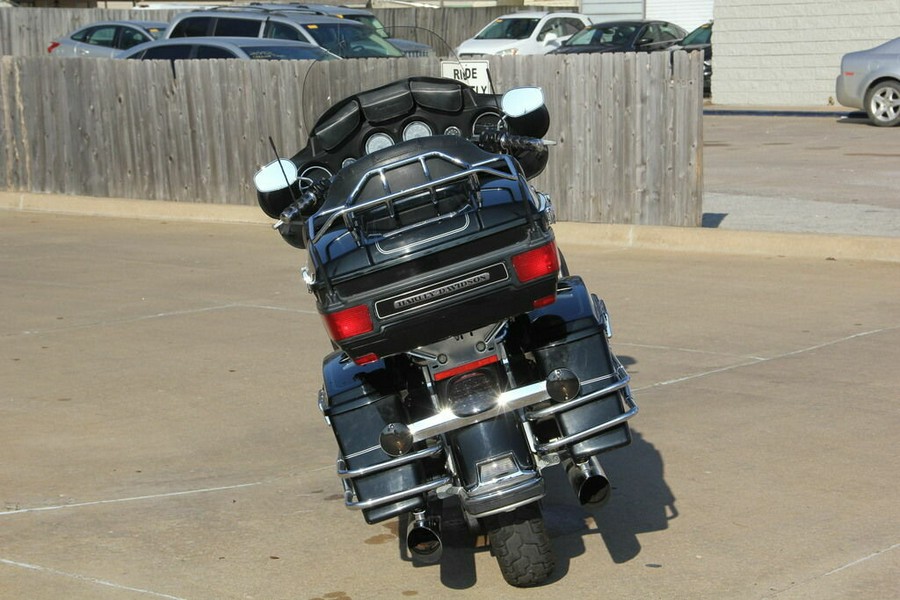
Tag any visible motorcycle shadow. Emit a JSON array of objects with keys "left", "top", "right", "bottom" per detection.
[{"left": 396, "top": 428, "right": 675, "bottom": 588}]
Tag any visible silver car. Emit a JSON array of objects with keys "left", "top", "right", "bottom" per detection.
[
  {"left": 116, "top": 37, "right": 340, "bottom": 61},
  {"left": 48, "top": 20, "right": 167, "bottom": 58},
  {"left": 836, "top": 37, "right": 900, "bottom": 127}
]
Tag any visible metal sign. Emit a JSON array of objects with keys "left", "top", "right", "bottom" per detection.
[{"left": 441, "top": 60, "right": 492, "bottom": 94}]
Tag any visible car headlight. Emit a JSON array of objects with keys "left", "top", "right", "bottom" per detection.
[{"left": 497, "top": 47, "right": 519, "bottom": 56}]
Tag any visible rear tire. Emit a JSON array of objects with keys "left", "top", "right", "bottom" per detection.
[
  {"left": 485, "top": 503, "right": 555, "bottom": 587},
  {"left": 864, "top": 80, "right": 900, "bottom": 127}
]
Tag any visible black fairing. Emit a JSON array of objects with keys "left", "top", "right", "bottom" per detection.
[{"left": 271, "top": 77, "right": 506, "bottom": 216}]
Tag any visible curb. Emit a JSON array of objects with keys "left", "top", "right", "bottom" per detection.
[{"left": 4, "top": 191, "right": 900, "bottom": 264}]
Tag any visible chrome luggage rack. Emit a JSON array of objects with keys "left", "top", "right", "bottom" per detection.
[{"left": 306, "top": 149, "right": 523, "bottom": 248}]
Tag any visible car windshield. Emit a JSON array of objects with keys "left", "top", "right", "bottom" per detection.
[
  {"left": 565, "top": 24, "right": 637, "bottom": 46},
  {"left": 145, "top": 26, "right": 165, "bottom": 40},
  {"left": 344, "top": 14, "right": 390, "bottom": 38},
  {"left": 475, "top": 18, "right": 540, "bottom": 40},
  {"left": 681, "top": 23, "right": 711, "bottom": 45},
  {"left": 244, "top": 46, "right": 337, "bottom": 60},
  {"left": 302, "top": 23, "right": 402, "bottom": 57}
]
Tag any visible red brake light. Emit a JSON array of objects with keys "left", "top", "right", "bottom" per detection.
[
  {"left": 323, "top": 304, "right": 374, "bottom": 341},
  {"left": 512, "top": 241, "right": 559, "bottom": 283},
  {"left": 47, "top": 41, "right": 61, "bottom": 54},
  {"left": 434, "top": 355, "right": 500, "bottom": 382}
]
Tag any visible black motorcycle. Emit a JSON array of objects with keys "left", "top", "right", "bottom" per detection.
[{"left": 253, "top": 41, "right": 636, "bottom": 586}]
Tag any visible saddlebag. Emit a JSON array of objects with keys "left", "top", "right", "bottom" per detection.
[
  {"left": 525, "top": 277, "right": 633, "bottom": 459},
  {"left": 320, "top": 352, "right": 431, "bottom": 524}
]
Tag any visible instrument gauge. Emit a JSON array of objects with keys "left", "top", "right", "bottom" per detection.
[
  {"left": 402, "top": 121, "right": 433, "bottom": 141},
  {"left": 364, "top": 133, "right": 394, "bottom": 155}
]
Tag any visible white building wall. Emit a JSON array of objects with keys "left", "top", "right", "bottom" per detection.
[
  {"left": 713, "top": 0, "right": 900, "bottom": 105},
  {"left": 581, "top": 0, "right": 644, "bottom": 22},
  {"left": 645, "top": 0, "right": 713, "bottom": 32}
]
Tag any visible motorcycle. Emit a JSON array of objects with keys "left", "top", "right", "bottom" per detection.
[{"left": 253, "top": 36, "right": 637, "bottom": 586}]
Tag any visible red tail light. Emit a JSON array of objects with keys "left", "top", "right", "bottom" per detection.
[
  {"left": 47, "top": 41, "right": 61, "bottom": 54},
  {"left": 512, "top": 241, "right": 559, "bottom": 283},
  {"left": 434, "top": 355, "right": 500, "bottom": 382},
  {"left": 323, "top": 304, "right": 374, "bottom": 341}
]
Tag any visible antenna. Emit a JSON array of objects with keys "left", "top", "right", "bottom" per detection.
[{"left": 268, "top": 136, "right": 298, "bottom": 204}]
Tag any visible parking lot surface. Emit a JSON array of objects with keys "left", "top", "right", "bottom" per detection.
[{"left": 2, "top": 209, "right": 898, "bottom": 599}]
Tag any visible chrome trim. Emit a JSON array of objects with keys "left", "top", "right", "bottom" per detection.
[
  {"left": 526, "top": 371, "right": 630, "bottom": 420},
  {"left": 337, "top": 444, "right": 443, "bottom": 480},
  {"left": 308, "top": 150, "right": 519, "bottom": 246},
  {"left": 534, "top": 388, "right": 638, "bottom": 454},
  {"left": 408, "top": 380, "right": 548, "bottom": 442},
  {"left": 374, "top": 212, "right": 471, "bottom": 255},
  {"left": 461, "top": 476, "right": 545, "bottom": 518},
  {"left": 342, "top": 476, "right": 452, "bottom": 511}
]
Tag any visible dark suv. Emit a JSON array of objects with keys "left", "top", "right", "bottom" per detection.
[{"left": 164, "top": 9, "right": 404, "bottom": 58}]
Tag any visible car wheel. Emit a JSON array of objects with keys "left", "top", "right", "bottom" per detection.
[{"left": 864, "top": 80, "right": 900, "bottom": 127}]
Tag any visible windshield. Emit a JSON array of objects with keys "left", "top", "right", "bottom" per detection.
[
  {"left": 475, "top": 18, "right": 540, "bottom": 41},
  {"left": 343, "top": 14, "right": 391, "bottom": 38},
  {"left": 302, "top": 23, "right": 403, "bottom": 58},
  {"left": 245, "top": 46, "right": 338, "bottom": 60},
  {"left": 681, "top": 23, "right": 711, "bottom": 45},
  {"left": 565, "top": 24, "right": 637, "bottom": 46},
  {"left": 300, "top": 28, "right": 465, "bottom": 144}
]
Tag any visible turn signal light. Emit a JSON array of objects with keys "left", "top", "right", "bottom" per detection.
[
  {"left": 512, "top": 242, "right": 559, "bottom": 283},
  {"left": 323, "top": 304, "right": 373, "bottom": 341}
]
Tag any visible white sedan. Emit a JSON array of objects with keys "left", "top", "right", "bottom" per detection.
[{"left": 456, "top": 12, "right": 591, "bottom": 57}]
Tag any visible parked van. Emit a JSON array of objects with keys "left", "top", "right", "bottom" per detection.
[{"left": 164, "top": 8, "right": 403, "bottom": 58}]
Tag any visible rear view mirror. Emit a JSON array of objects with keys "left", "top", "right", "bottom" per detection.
[
  {"left": 501, "top": 87, "right": 550, "bottom": 139},
  {"left": 501, "top": 87, "right": 544, "bottom": 118}
]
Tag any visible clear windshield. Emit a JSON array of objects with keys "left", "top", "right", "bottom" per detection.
[
  {"left": 301, "top": 27, "right": 462, "bottom": 135},
  {"left": 301, "top": 23, "right": 403, "bottom": 58},
  {"left": 475, "top": 18, "right": 540, "bottom": 41},
  {"left": 681, "top": 23, "right": 711, "bottom": 46},
  {"left": 565, "top": 24, "right": 637, "bottom": 46}
]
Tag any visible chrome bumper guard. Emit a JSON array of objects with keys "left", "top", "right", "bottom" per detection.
[
  {"left": 337, "top": 444, "right": 450, "bottom": 511},
  {"left": 336, "top": 370, "right": 637, "bottom": 511}
]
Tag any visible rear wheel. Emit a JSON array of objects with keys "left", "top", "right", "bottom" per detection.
[
  {"left": 864, "top": 80, "right": 900, "bottom": 127},
  {"left": 484, "top": 502, "right": 555, "bottom": 587}
]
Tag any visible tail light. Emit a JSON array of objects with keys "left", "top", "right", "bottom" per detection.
[
  {"left": 322, "top": 304, "right": 373, "bottom": 341},
  {"left": 512, "top": 241, "right": 559, "bottom": 283},
  {"left": 446, "top": 369, "right": 501, "bottom": 417},
  {"left": 47, "top": 42, "right": 60, "bottom": 54}
]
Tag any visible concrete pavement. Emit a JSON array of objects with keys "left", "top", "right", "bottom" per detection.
[
  {"left": 2, "top": 210, "right": 899, "bottom": 599},
  {"left": 2, "top": 112, "right": 900, "bottom": 598}
]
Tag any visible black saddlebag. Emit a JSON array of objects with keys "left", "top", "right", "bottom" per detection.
[
  {"left": 526, "top": 277, "right": 632, "bottom": 459},
  {"left": 320, "top": 352, "right": 427, "bottom": 524}
]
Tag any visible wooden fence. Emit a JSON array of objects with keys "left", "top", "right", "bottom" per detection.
[{"left": 0, "top": 51, "right": 703, "bottom": 226}]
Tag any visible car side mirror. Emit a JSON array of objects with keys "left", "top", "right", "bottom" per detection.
[{"left": 542, "top": 32, "right": 559, "bottom": 44}]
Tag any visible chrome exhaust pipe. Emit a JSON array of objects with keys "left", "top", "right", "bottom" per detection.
[
  {"left": 406, "top": 510, "right": 442, "bottom": 564},
  {"left": 566, "top": 455, "right": 611, "bottom": 506}
]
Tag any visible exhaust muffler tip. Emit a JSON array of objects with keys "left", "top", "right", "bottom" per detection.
[
  {"left": 406, "top": 512, "right": 442, "bottom": 564},
  {"left": 566, "top": 455, "right": 611, "bottom": 507}
]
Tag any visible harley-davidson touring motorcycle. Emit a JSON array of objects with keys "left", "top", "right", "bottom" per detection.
[{"left": 253, "top": 37, "right": 637, "bottom": 586}]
